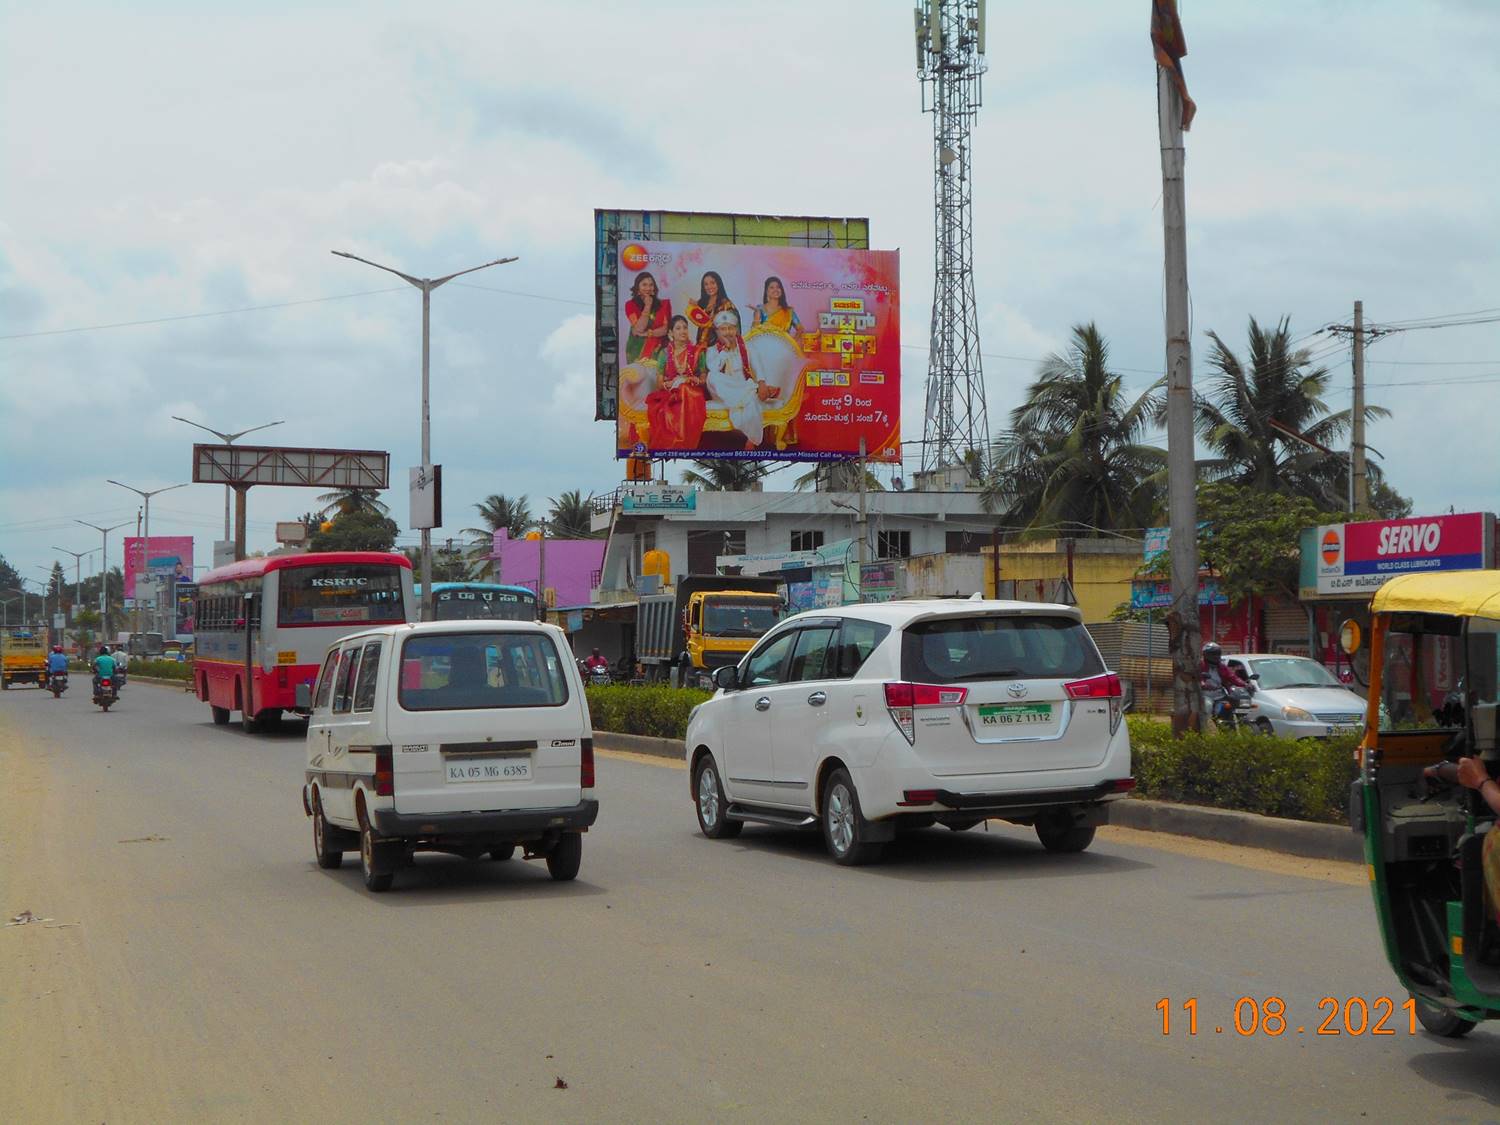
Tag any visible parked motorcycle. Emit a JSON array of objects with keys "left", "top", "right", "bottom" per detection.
[
  {"left": 93, "top": 676, "right": 118, "bottom": 712},
  {"left": 49, "top": 671, "right": 68, "bottom": 699}
]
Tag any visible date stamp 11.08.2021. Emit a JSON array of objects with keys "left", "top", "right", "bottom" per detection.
[{"left": 1157, "top": 996, "right": 1418, "bottom": 1037}]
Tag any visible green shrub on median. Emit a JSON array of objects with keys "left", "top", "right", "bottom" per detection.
[
  {"left": 585, "top": 684, "right": 712, "bottom": 741},
  {"left": 127, "top": 659, "right": 194, "bottom": 681},
  {"left": 1127, "top": 716, "right": 1359, "bottom": 824}
]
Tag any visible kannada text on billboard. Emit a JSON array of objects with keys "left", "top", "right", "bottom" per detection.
[{"left": 612, "top": 240, "right": 900, "bottom": 463}]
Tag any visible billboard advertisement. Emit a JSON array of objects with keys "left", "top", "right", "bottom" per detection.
[
  {"left": 612, "top": 240, "right": 900, "bottom": 463},
  {"left": 1314, "top": 512, "right": 1494, "bottom": 595},
  {"left": 123, "top": 536, "right": 194, "bottom": 600},
  {"left": 594, "top": 209, "right": 871, "bottom": 421}
]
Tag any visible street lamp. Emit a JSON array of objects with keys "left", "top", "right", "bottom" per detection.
[
  {"left": 106, "top": 481, "right": 190, "bottom": 653},
  {"left": 332, "top": 249, "right": 519, "bottom": 622},
  {"left": 170, "top": 416, "right": 285, "bottom": 542},
  {"left": 51, "top": 546, "right": 98, "bottom": 628},
  {"left": 0, "top": 597, "right": 18, "bottom": 627},
  {"left": 75, "top": 519, "right": 130, "bottom": 639},
  {"left": 34, "top": 567, "right": 57, "bottom": 631}
]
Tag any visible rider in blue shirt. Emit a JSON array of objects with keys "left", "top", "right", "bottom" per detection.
[{"left": 46, "top": 646, "right": 69, "bottom": 675}]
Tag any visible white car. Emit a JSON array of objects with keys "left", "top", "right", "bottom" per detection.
[
  {"left": 299, "top": 621, "right": 598, "bottom": 891},
  {"left": 1223, "top": 653, "right": 1368, "bottom": 738},
  {"left": 685, "top": 599, "right": 1134, "bottom": 865}
]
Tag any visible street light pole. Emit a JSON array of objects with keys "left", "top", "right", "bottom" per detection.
[
  {"left": 74, "top": 520, "right": 130, "bottom": 640},
  {"left": 171, "top": 416, "right": 285, "bottom": 542},
  {"left": 51, "top": 547, "right": 97, "bottom": 627},
  {"left": 106, "top": 481, "right": 190, "bottom": 653},
  {"left": 332, "top": 250, "right": 519, "bottom": 622}
]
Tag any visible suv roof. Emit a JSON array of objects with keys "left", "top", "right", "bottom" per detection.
[{"left": 780, "top": 598, "right": 1083, "bottom": 628}]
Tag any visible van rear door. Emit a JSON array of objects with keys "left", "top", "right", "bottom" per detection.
[{"left": 387, "top": 629, "right": 586, "bottom": 815}]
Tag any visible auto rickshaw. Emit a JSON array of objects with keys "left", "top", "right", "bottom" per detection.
[{"left": 1352, "top": 570, "right": 1500, "bottom": 1036}]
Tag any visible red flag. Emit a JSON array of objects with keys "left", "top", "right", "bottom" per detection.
[{"left": 1151, "top": 0, "right": 1196, "bottom": 130}]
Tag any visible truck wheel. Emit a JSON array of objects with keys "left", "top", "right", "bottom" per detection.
[
  {"left": 211, "top": 705, "right": 230, "bottom": 725},
  {"left": 694, "top": 754, "right": 742, "bottom": 840},
  {"left": 546, "top": 833, "right": 582, "bottom": 881},
  {"left": 359, "top": 818, "right": 395, "bottom": 892},
  {"left": 1035, "top": 812, "right": 1096, "bottom": 853}
]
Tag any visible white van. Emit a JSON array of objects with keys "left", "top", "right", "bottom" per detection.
[{"left": 299, "top": 621, "right": 598, "bottom": 891}]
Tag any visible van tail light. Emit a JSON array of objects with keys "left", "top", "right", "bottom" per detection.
[
  {"left": 1064, "top": 673, "right": 1124, "bottom": 735},
  {"left": 580, "top": 737, "right": 595, "bottom": 790},
  {"left": 884, "top": 682, "right": 969, "bottom": 746},
  {"left": 374, "top": 747, "right": 394, "bottom": 796}
]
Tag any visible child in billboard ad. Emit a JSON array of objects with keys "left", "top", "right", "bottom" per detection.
[{"left": 615, "top": 241, "right": 900, "bottom": 463}]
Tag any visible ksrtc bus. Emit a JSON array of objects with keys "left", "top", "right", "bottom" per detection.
[
  {"left": 417, "top": 582, "right": 540, "bottom": 623},
  {"left": 195, "top": 552, "right": 414, "bottom": 730}
]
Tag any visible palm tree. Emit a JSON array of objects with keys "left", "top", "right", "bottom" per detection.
[
  {"left": 316, "top": 487, "right": 389, "bottom": 518},
  {"left": 470, "top": 494, "right": 532, "bottom": 539},
  {"left": 1196, "top": 317, "right": 1388, "bottom": 507},
  {"left": 547, "top": 490, "right": 595, "bottom": 538},
  {"left": 981, "top": 323, "right": 1166, "bottom": 535},
  {"left": 680, "top": 459, "right": 767, "bottom": 491},
  {"left": 793, "top": 465, "right": 886, "bottom": 491}
]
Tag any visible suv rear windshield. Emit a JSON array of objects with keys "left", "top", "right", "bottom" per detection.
[
  {"left": 398, "top": 632, "right": 569, "bottom": 711},
  {"left": 901, "top": 615, "right": 1103, "bottom": 684}
]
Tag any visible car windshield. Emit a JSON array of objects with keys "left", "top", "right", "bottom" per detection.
[
  {"left": 704, "top": 600, "right": 783, "bottom": 638},
  {"left": 901, "top": 614, "right": 1103, "bottom": 684},
  {"left": 1247, "top": 658, "right": 1342, "bottom": 690}
]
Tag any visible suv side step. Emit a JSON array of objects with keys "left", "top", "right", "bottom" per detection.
[{"left": 726, "top": 804, "right": 816, "bottom": 828}]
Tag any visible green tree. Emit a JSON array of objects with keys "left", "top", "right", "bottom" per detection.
[
  {"left": 0, "top": 553, "right": 22, "bottom": 593},
  {"left": 981, "top": 323, "right": 1165, "bottom": 535},
  {"left": 403, "top": 545, "right": 479, "bottom": 582},
  {"left": 47, "top": 561, "right": 67, "bottom": 606},
  {"left": 680, "top": 459, "right": 767, "bottom": 491},
  {"left": 315, "top": 487, "right": 390, "bottom": 518},
  {"left": 793, "top": 465, "right": 886, "bottom": 491},
  {"left": 470, "top": 494, "right": 532, "bottom": 539},
  {"left": 547, "top": 490, "right": 596, "bottom": 538},
  {"left": 1197, "top": 317, "right": 1390, "bottom": 508},
  {"left": 308, "top": 509, "right": 399, "bottom": 552}
]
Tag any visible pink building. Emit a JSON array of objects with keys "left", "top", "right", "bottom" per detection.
[{"left": 490, "top": 529, "right": 605, "bottom": 609}]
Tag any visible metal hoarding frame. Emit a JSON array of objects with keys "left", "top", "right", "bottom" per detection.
[{"left": 191, "top": 444, "right": 390, "bottom": 489}]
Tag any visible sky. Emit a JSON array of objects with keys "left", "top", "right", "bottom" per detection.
[{"left": 3, "top": 0, "right": 1498, "bottom": 587}]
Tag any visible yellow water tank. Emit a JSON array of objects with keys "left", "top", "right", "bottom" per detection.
[
  {"left": 642, "top": 549, "right": 670, "bottom": 583},
  {"left": 525, "top": 530, "right": 543, "bottom": 541}
]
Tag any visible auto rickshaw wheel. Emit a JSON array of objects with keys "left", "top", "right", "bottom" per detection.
[{"left": 1412, "top": 994, "right": 1478, "bottom": 1038}]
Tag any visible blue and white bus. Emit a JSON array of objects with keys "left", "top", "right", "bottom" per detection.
[{"left": 415, "top": 582, "right": 540, "bottom": 623}]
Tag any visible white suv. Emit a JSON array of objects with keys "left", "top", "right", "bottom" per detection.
[{"left": 685, "top": 599, "right": 1134, "bottom": 865}]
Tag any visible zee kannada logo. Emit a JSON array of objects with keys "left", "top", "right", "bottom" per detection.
[{"left": 621, "top": 244, "right": 664, "bottom": 271}]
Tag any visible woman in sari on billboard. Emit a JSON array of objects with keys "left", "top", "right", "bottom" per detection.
[
  {"left": 687, "top": 271, "right": 736, "bottom": 349},
  {"left": 624, "top": 272, "right": 670, "bottom": 364},
  {"left": 704, "top": 310, "right": 779, "bottom": 450},
  {"left": 751, "top": 276, "right": 803, "bottom": 338},
  {"left": 645, "top": 315, "right": 707, "bottom": 451}
]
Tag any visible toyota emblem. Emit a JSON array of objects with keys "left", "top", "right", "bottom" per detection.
[{"left": 1006, "top": 682, "right": 1028, "bottom": 699}]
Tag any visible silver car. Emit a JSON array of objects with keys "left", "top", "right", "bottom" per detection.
[{"left": 1224, "top": 654, "right": 1367, "bottom": 738}]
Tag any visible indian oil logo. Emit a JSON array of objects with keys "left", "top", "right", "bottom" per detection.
[{"left": 1321, "top": 528, "right": 1342, "bottom": 566}]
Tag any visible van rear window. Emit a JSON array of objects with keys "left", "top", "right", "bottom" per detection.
[
  {"left": 398, "top": 632, "right": 569, "bottom": 711},
  {"left": 901, "top": 615, "right": 1102, "bottom": 684}
]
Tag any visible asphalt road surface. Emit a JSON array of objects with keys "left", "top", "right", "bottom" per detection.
[{"left": 3, "top": 681, "right": 1499, "bottom": 1122}]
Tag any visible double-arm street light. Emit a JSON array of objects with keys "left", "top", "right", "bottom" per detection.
[
  {"left": 332, "top": 249, "right": 519, "bottom": 621},
  {"left": 75, "top": 519, "right": 131, "bottom": 638},
  {"left": 171, "top": 416, "right": 286, "bottom": 542},
  {"left": 51, "top": 546, "right": 98, "bottom": 626},
  {"left": 106, "top": 481, "right": 190, "bottom": 652}
]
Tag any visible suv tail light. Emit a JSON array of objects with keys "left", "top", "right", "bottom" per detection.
[
  {"left": 374, "top": 747, "right": 394, "bottom": 796},
  {"left": 884, "top": 682, "right": 969, "bottom": 745},
  {"left": 1064, "top": 672, "right": 1124, "bottom": 734},
  {"left": 580, "top": 737, "right": 595, "bottom": 790}
]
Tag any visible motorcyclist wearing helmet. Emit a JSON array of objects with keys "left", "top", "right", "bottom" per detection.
[
  {"left": 93, "top": 644, "right": 117, "bottom": 693},
  {"left": 46, "top": 645, "right": 69, "bottom": 676},
  {"left": 1199, "top": 643, "right": 1248, "bottom": 692}
]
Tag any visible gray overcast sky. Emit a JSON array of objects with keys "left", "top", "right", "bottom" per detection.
[{"left": 3, "top": 0, "right": 1497, "bottom": 583}]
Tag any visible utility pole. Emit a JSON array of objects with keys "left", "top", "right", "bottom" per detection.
[
  {"left": 857, "top": 435, "right": 869, "bottom": 599},
  {"left": 107, "top": 480, "right": 190, "bottom": 654},
  {"left": 1155, "top": 8, "right": 1202, "bottom": 734},
  {"left": 537, "top": 520, "right": 548, "bottom": 622},
  {"left": 1350, "top": 299, "right": 1369, "bottom": 515},
  {"left": 52, "top": 547, "right": 96, "bottom": 625},
  {"left": 333, "top": 249, "right": 518, "bottom": 624},
  {"left": 76, "top": 519, "right": 129, "bottom": 641}
]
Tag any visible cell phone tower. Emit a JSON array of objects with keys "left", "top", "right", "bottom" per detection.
[{"left": 915, "top": 0, "right": 989, "bottom": 484}]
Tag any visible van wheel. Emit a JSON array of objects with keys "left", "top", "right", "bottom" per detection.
[
  {"left": 1035, "top": 813, "right": 1096, "bottom": 853},
  {"left": 489, "top": 844, "right": 516, "bottom": 862},
  {"left": 1413, "top": 994, "right": 1477, "bottom": 1038},
  {"left": 694, "top": 754, "right": 742, "bottom": 840},
  {"left": 821, "top": 768, "right": 884, "bottom": 866},
  {"left": 359, "top": 818, "right": 395, "bottom": 892},
  {"left": 312, "top": 797, "right": 343, "bottom": 870},
  {"left": 547, "top": 833, "right": 582, "bottom": 881},
  {"left": 211, "top": 705, "right": 230, "bottom": 725}
]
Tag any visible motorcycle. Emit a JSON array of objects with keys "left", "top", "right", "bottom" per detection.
[
  {"left": 1202, "top": 680, "right": 1254, "bottom": 732},
  {"left": 586, "top": 665, "right": 613, "bottom": 688},
  {"left": 49, "top": 671, "right": 68, "bottom": 699},
  {"left": 93, "top": 676, "right": 118, "bottom": 712}
]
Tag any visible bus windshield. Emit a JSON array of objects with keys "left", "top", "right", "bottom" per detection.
[
  {"left": 432, "top": 586, "right": 538, "bottom": 622},
  {"left": 278, "top": 565, "right": 406, "bottom": 627}
]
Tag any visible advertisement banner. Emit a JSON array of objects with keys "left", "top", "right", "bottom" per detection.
[
  {"left": 123, "top": 536, "right": 194, "bottom": 599},
  {"left": 1314, "top": 512, "right": 1493, "bottom": 595},
  {"left": 621, "top": 485, "right": 697, "bottom": 513},
  {"left": 1129, "top": 577, "right": 1228, "bottom": 610},
  {"left": 613, "top": 240, "right": 900, "bottom": 463}
]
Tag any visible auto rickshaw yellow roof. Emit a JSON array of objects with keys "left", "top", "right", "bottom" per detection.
[{"left": 1370, "top": 570, "right": 1500, "bottom": 621}]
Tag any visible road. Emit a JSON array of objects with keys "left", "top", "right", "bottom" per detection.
[{"left": 2, "top": 682, "right": 1498, "bottom": 1122}]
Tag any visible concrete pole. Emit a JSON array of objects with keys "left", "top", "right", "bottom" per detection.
[
  {"left": 857, "top": 436, "right": 868, "bottom": 599},
  {"left": 234, "top": 486, "right": 248, "bottom": 561},
  {"left": 135, "top": 495, "right": 149, "bottom": 653},
  {"left": 1351, "top": 300, "right": 1369, "bottom": 515},
  {"left": 537, "top": 520, "right": 547, "bottom": 622},
  {"left": 1157, "top": 68, "right": 1202, "bottom": 735},
  {"left": 421, "top": 282, "right": 433, "bottom": 624}
]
